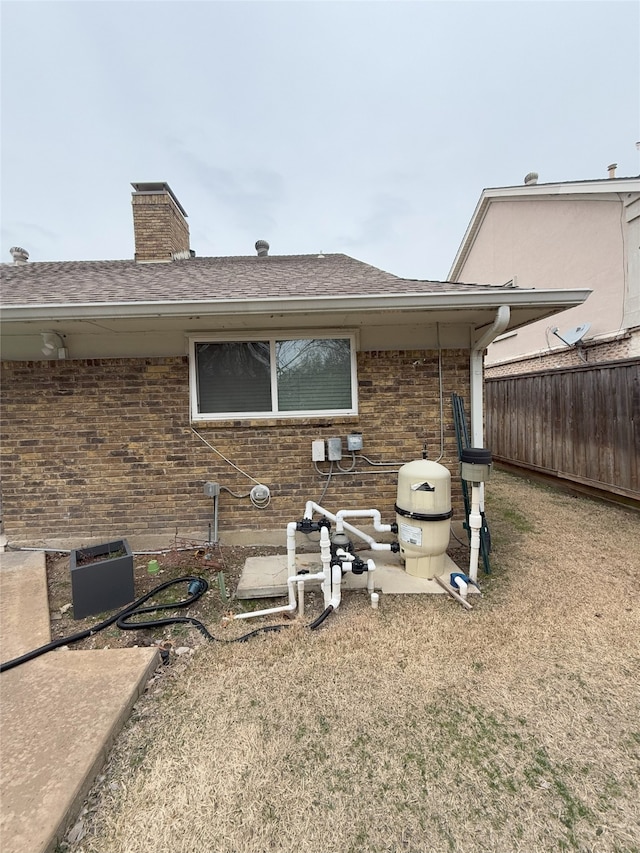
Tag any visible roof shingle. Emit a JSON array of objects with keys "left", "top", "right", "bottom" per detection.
[{"left": 0, "top": 253, "right": 513, "bottom": 307}]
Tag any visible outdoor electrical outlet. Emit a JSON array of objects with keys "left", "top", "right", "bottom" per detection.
[
  {"left": 204, "top": 481, "right": 220, "bottom": 497},
  {"left": 327, "top": 437, "right": 343, "bottom": 461},
  {"left": 312, "top": 439, "right": 326, "bottom": 462}
]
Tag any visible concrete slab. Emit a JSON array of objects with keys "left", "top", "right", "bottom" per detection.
[
  {"left": 236, "top": 550, "right": 479, "bottom": 599},
  {"left": 0, "top": 646, "right": 160, "bottom": 853},
  {"left": 0, "top": 552, "right": 51, "bottom": 661}
]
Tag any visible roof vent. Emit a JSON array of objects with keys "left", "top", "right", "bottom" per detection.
[
  {"left": 607, "top": 163, "right": 617, "bottom": 179},
  {"left": 255, "top": 240, "right": 270, "bottom": 257},
  {"left": 524, "top": 172, "right": 538, "bottom": 185},
  {"left": 10, "top": 246, "right": 29, "bottom": 264}
]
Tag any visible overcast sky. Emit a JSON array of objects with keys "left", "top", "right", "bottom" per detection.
[{"left": 1, "top": 0, "right": 638, "bottom": 280}]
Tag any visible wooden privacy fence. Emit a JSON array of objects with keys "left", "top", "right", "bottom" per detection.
[{"left": 485, "top": 358, "right": 640, "bottom": 501}]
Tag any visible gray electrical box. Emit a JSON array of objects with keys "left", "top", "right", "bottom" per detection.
[
  {"left": 327, "top": 437, "right": 343, "bottom": 461},
  {"left": 347, "top": 432, "right": 363, "bottom": 451},
  {"left": 204, "top": 481, "right": 220, "bottom": 497}
]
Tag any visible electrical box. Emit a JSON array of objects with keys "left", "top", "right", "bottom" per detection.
[
  {"left": 327, "top": 437, "right": 343, "bottom": 461},
  {"left": 204, "top": 481, "right": 220, "bottom": 497},
  {"left": 312, "top": 439, "right": 326, "bottom": 462},
  {"left": 347, "top": 432, "right": 363, "bottom": 452}
]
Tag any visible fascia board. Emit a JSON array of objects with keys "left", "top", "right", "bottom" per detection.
[{"left": 0, "top": 288, "right": 591, "bottom": 323}]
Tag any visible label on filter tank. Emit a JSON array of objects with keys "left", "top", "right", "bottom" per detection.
[{"left": 399, "top": 521, "right": 423, "bottom": 546}]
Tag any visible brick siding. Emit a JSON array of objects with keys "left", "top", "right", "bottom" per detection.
[
  {"left": 486, "top": 331, "right": 638, "bottom": 378},
  {"left": 132, "top": 192, "right": 190, "bottom": 262},
  {"left": 0, "top": 350, "right": 469, "bottom": 544}
]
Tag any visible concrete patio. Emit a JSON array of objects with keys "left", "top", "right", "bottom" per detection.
[{"left": 0, "top": 550, "right": 159, "bottom": 853}]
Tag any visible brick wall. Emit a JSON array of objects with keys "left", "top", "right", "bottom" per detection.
[
  {"left": 486, "top": 331, "right": 638, "bottom": 378},
  {"left": 0, "top": 350, "right": 469, "bottom": 544},
  {"left": 132, "top": 192, "right": 190, "bottom": 262}
]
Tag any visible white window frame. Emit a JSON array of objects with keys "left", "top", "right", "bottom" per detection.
[{"left": 188, "top": 331, "right": 359, "bottom": 421}]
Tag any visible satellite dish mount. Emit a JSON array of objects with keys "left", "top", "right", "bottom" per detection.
[{"left": 551, "top": 323, "right": 591, "bottom": 347}]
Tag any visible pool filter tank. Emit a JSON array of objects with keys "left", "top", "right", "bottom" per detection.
[{"left": 395, "top": 459, "right": 453, "bottom": 578}]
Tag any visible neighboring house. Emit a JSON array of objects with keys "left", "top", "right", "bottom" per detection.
[
  {"left": 448, "top": 169, "right": 640, "bottom": 376},
  {"left": 0, "top": 182, "right": 590, "bottom": 546},
  {"left": 448, "top": 169, "right": 640, "bottom": 503}
]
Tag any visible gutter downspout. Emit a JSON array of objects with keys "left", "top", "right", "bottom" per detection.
[
  {"left": 470, "top": 305, "right": 510, "bottom": 448},
  {"left": 469, "top": 305, "right": 510, "bottom": 524}
]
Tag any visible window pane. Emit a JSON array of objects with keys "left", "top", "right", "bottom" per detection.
[
  {"left": 276, "top": 339, "right": 352, "bottom": 411},
  {"left": 196, "top": 342, "right": 271, "bottom": 413}
]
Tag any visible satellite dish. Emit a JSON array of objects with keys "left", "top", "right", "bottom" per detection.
[{"left": 552, "top": 323, "right": 591, "bottom": 347}]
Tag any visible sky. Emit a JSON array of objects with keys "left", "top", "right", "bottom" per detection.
[{"left": 1, "top": 0, "right": 639, "bottom": 281}]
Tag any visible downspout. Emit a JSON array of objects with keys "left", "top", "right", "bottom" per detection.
[{"left": 470, "top": 306, "right": 510, "bottom": 448}]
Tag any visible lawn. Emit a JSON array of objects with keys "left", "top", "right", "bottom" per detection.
[{"left": 61, "top": 471, "right": 640, "bottom": 853}]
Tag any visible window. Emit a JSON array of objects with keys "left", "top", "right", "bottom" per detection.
[{"left": 190, "top": 334, "right": 358, "bottom": 420}]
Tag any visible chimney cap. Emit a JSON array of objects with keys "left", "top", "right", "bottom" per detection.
[
  {"left": 131, "top": 182, "right": 188, "bottom": 217},
  {"left": 607, "top": 163, "right": 617, "bottom": 178},
  {"left": 255, "top": 240, "right": 270, "bottom": 257},
  {"left": 524, "top": 172, "right": 539, "bottom": 185}
]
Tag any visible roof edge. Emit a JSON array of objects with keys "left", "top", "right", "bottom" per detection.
[{"left": 0, "top": 288, "right": 592, "bottom": 323}]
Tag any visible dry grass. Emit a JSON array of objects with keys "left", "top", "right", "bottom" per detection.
[{"left": 63, "top": 471, "right": 640, "bottom": 853}]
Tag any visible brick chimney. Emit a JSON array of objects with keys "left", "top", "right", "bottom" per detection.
[{"left": 131, "top": 182, "right": 190, "bottom": 262}]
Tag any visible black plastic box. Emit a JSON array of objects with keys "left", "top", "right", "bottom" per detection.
[{"left": 70, "top": 539, "right": 135, "bottom": 619}]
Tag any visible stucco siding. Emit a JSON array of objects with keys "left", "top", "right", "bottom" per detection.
[{"left": 457, "top": 198, "right": 626, "bottom": 365}]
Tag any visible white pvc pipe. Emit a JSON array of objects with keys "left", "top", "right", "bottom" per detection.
[
  {"left": 320, "top": 527, "right": 333, "bottom": 607},
  {"left": 233, "top": 570, "right": 325, "bottom": 621},
  {"left": 335, "top": 509, "right": 392, "bottom": 534},
  {"left": 286, "top": 521, "right": 298, "bottom": 577},
  {"left": 303, "top": 501, "right": 392, "bottom": 551},
  {"left": 452, "top": 575, "right": 468, "bottom": 599},
  {"left": 329, "top": 564, "right": 342, "bottom": 610},
  {"left": 297, "top": 579, "right": 305, "bottom": 617},
  {"left": 467, "top": 482, "right": 482, "bottom": 584},
  {"left": 366, "top": 559, "right": 376, "bottom": 593}
]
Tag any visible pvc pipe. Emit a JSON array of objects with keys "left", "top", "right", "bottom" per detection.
[
  {"left": 467, "top": 482, "right": 482, "bottom": 584},
  {"left": 434, "top": 575, "right": 473, "bottom": 610},
  {"left": 329, "top": 564, "right": 342, "bottom": 610},
  {"left": 366, "top": 559, "right": 376, "bottom": 593},
  {"left": 303, "top": 501, "right": 392, "bottom": 550},
  {"left": 335, "top": 509, "right": 392, "bottom": 534},
  {"left": 287, "top": 522, "right": 298, "bottom": 577},
  {"left": 297, "top": 579, "right": 305, "bottom": 618},
  {"left": 233, "top": 570, "right": 325, "bottom": 621},
  {"left": 320, "top": 527, "right": 332, "bottom": 607},
  {"left": 371, "top": 592, "right": 379, "bottom": 610},
  {"left": 452, "top": 575, "right": 468, "bottom": 599}
]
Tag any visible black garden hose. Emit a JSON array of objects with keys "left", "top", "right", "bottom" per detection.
[{"left": 0, "top": 576, "right": 334, "bottom": 673}]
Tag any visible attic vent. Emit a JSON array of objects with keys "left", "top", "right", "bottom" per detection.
[
  {"left": 255, "top": 240, "right": 270, "bottom": 257},
  {"left": 524, "top": 172, "right": 538, "bottom": 185},
  {"left": 10, "top": 246, "right": 29, "bottom": 264}
]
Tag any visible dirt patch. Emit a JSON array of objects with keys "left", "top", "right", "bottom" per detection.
[
  {"left": 46, "top": 536, "right": 472, "bottom": 656},
  {"left": 46, "top": 544, "right": 286, "bottom": 655}
]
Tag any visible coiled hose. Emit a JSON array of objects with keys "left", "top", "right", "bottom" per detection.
[{"left": 0, "top": 575, "right": 334, "bottom": 673}]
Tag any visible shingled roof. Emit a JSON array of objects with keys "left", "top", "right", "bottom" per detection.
[{"left": 1, "top": 252, "right": 511, "bottom": 308}]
